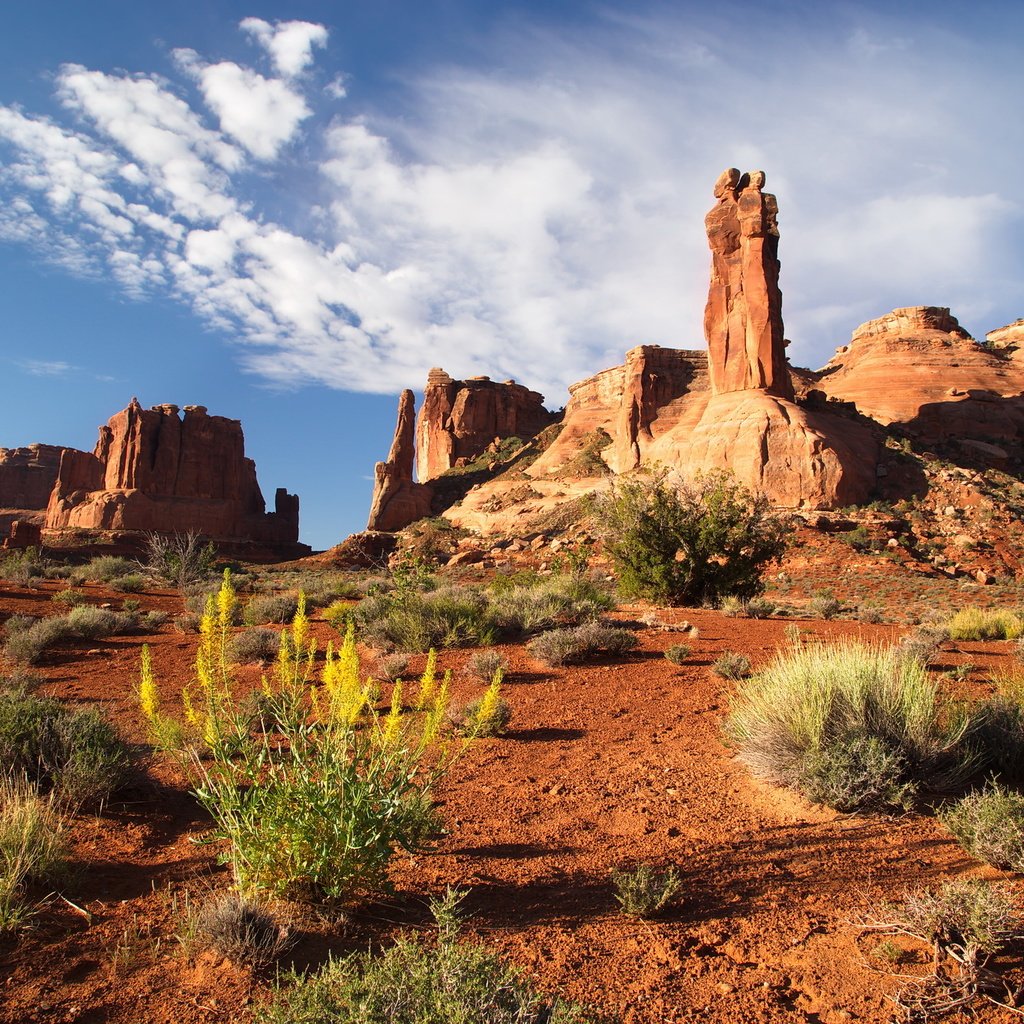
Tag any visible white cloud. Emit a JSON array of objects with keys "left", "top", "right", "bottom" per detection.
[
  {"left": 240, "top": 18, "right": 328, "bottom": 78},
  {"left": 17, "top": 359, "right": 74, "bottom": 377}
]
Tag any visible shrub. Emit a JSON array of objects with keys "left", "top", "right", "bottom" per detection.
[
  {"left": 809, "top": 593, "right": 841, "bottom": 620},
  {"left": 467, "top": 649, "right": 508, "bottom": 683},
  {"left": 487, "top": 574, "right": 613, "bottom": 637},
  {"left": 591, "top": 470, "right": 789, "bottom": 606},
  {"left": 842, "top": 525, "right": 875, "bottom": 552},
  {"left": 744, "top": 597, "right": 776, "bottom": 619},
  {"left": 611, "top": 864, "right": 681, "bottom": 918},
  {"left": 527, "top": 622, "right": 637, "bottom": 667},
  {"left": 940, "top": 783, "right": 1024, "bottom": 871},
  {"left": 3, "top": 616, "right": 75, "bottom": 665},
  {"left": 719, "top": 595, "right": 745, "bottom": 617},
  {"left": 947, "top": 607, "right": 1024, "bottom": 641},
  {"left": 69, "top": 555, "right": 135, "bottom": 584},
  {"left": 300, "top": 574, "right": 362, "bottom": 610},
  {"left": 255, "top": 889, "right": 594, "bottom": 1024},
  {"left": 1, "top": 615, "right": 37, "bottom": 641},
  {"left": 143, "top": 610, "right": 169, "bottom": 629},
  {"left": 174, "top": 612, "right": 202, "bottom": 634},
  {"left": 895, "top": 625, "right": 947, "bottom": 668},
  {"left": 664, "top": 644, "right": 691, "bottom": 665},
  {"left": 228, "top": 628, "right": 280, "bottom": 664},
  {"left": 0, "top": 780, "right": 67, "bottom": 930},
  {"left": 452, "top": 670, "right": 511, "bottom": 737},
  {"left": 724, "top": 640, "right": 973, "bottom": 811},
  {"left": 356, "top": 585, "right": 496, "bottom": 653},
  {"left": 143, "top": 531, "right": 217, "bottom": 589},
  {"left": 323, "top": 600, "right": 354, "bottom": 631},
  {"left": 374, "top": 652, "right": 409, "bottom": 683},
  {"left": 51, "top": 588, "right": 85, "bottom": 608},
  {"left": 243, "top": 593, "right": 299, "bottom": 626},
  {"left": 0, "top": 547, "right": 49, "bottom": 587},
  {"left": 0, "top": 692, "right": 131, "bottom": 805},
  {"left": 110, "top": 573, "right": 146, "bottom": 593},
  {"left": 65, "top": 604, "right": 137, "bottom": 639},
  {"left": 193, "top": 892, "right": 291, "bottom": 968},
  {"left": 712, "top": 651, "right": 751, "bottom": 680}
]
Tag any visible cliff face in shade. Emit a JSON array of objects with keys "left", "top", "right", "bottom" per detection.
[
  {"left": 45, "top": 399, "right": 301, "bottom": 548},
  {"left": 416, "top": 370, "right": 556, "bottom": 482},
  {"left": 0, "top": 444, "right": 70, "bottom": 511},
  {"left": 367, "top": 390, "right": 433, "bottom": 532},
  {"left": 815, "top": 307, "right": 1024, "bottom": 445}
]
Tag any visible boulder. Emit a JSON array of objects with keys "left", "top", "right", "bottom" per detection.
[{"left": 366, "top": 390, "right": 434, "bottom": 532}]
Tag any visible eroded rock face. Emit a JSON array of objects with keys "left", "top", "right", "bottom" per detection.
[
  {"left": 45, "top": 399, "right": 300, "bottom": 548},
  {"left": 816, "top": 307, "right": 1024, "bottom": 443},
  {"left": 416, "top": 370, "right": 555, "bottom": 482},
  {"left": 987, "top": 318, "right": 1024, "bottom": 351},
  {"left": 0, "top": 444, "right": 69, "bottom": 511},
  {"left": 367, "top": 390, "right": 434, "bottom": 532},
  {"left": 704, "top": 169, "right": 793, "bottom": 400}
]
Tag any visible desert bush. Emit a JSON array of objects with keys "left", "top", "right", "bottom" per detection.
[
  {"left": 192, "top": 892, "right": 291, "bottom": 968},
  {"left": 174, "top": 612, "right": 202, "bottom": 634},
  {"left": 527, "top": 622, "right": 637, "bottom": 667},
  {"left": 664, "top": 644, "right": 691, "bottom": 665},
  {"left": 744, "top": 597, "right": 776, "bottom": 619},
  {"left": 69, "top": 555, "right": 135, "bottom": 584},
  {"left": 611, "top": 864, "right": 681, "bottom": 918},
  {"left": 143, "top": 610, "right": 168, "bottom": 629},
  {"left": 0, "top": 669, "right": 39, "bottom": 694},
  {"left": 591, "top": 470, "right": 789, "bottom": 606},
  {"left": 3, "top": 615, "right": 75, "bottom": 665},
  {"left": 356, "top": 585, "right": 496, "bottom": 653},
  {"left": 0, "top": 780, "right": 67, "bottom": 930},
  {"left": 467, "top": 649, "right": 508, "bottom": 683},
  {"left": 712, "top": 651, "right": 751, "bottom": 680},
  {"left": 65, "top": 604, "right": 137, "bottom": 639},
  {"left": 452, "top": 670, "right": 511, "bottom": 738},
  {"left": 256, "top": 889, "right": 594, "bottom": 1024},
  {"left": 857, "top": 605, "right": 886, "bottom": 624},
  {"left": 487, "top": 573, "right": 613, "bottom": 637},
  {"left": 971, "top": 696, "right": 1024, "bottom": 787},
  {"left": 940, "top": 783, "right": 1024, "bottom": 872},
  {"left": 724, "top": 640, "right": 973, "bottom": 811},
  {"left": 144, "top": 531, "right": 217, "bottom": 590},
  {"left": 374, "top": 652, "right": 409, "bottom": 683},
  {"left": 0, "top": 547, "right": 49, "bottom": 587},
  {"left": 142, "top": 582, "right": 475, "bottom": 902},
  {"left": 809, "top": 593, "right": 841, "bottom": 620},
  {"left": 299, "top": 574, "right": 362, "bottom": 609},
  {"left": 841, "top": 525, "right": 875, "bottom": 552},
  {"left": 895, "top": 624, "right": 948, "bottom": 668},
  {"left": 322, "top": 600, "right": 353, "bottom": 631},
  {"left": 228, "top": 628, "right": 280, "bottom": 664},
  {"left": 1, "top": 614, "right": 37, "bottom": 641},
  {"left": 0, "top": 692, "right": 131, "bottom": 805},
  {"left": 243, "top": 593, "right": 299, "bottom": 626},
  {"left": 110, "top": 573, "right": 146, "bottom": 593},
  {"left": 51, "top": 588, "right": 85, "bottom": 608},
  {"left": 947, "top": 607, "right": 1024, "bottom": 641},
  {"left": 719, "top": 595, "right": 745, "bottom": 617}
]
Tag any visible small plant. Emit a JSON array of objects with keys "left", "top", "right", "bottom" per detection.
[
  {"left": 143, "top": 531, "right": 217, "bottom": 590},
  {"left": 842, "top": 525, "right": 875, "bottom": 552},
  {"left": 944, "top": 662, "right": 975, "bottom": 683},
  {"left": 110, "top": 573, "right": 146, "bottom": 594},
  {"left": 0, "top": 547, "right": 50, "bottom": 586},
  {"left": 374, "top": 652, "right": 410, "bottom": 683},
  {"left": 857, "top": 605, "right": 886, "bottom": 624},
  {"left": 122, "top": 598, "right": 141, "bottom": 613},
  {"left": 712, "top": 651, "right": 751, "bottom": 680},
  {"left": 174, "top": 612, "right": 201, "bottom": 634},
  {"left": 895, "top": 624, "right": 948, "bottom": 668},
  {"left": 356, "top": 585, "right": 496, "bottom": 653},
  {"left": 69, "top": 555, "right": 136, "bottom": 584},
  {"left": 255, "top": 888, "right": 595, "bottom": 1024},
  {"left": 0, "top": 779, "right": 67, "bottom": 930},
  {"left": 3, "top": 615, "right": 74, "bottom": 665},
  {"left": 664, "top": 643, "right": 691, "bottom": 665},
  {"left": 611, "top": 864, "right": 682, "bottom": 918},
  {"left": 940, "top": 783, "right": 1024, "bottom": 872},
  {"left": 51, "top": 588, "right": 85, "bottom": 608},
  {"left": 143, "top": 609, "right": 169, "bottom": 629},
  {"left": 744, "top": 597, "right": 776, "bottom": 619},
  {"left": 192, "top": 892, "right": 291, "bottom": 968},
  {"left": 809, "top": 593, "right": 841, "bottom": 620},
  {"left": 243, "top": 593, "right": 299, "bottom": 626},
  {"left": 719, "top": 595, "right": 745, "bottom": 617},
  {"left": 527, "top": 622, "right": 637, "bottom": 667},
  {"left": 228, "top": 627, "right": 280, "bottom": 664},
  {"left": 453, "top": 669, "right": 511, "bottom": 737},
  {"left": 947, "top": 607, "right": 1024, "bottom": 641},
  {"left": 467, "top": 649, "right": 508, "bottom": 683}
]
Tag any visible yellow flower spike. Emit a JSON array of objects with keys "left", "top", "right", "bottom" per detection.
[
  {"left": 260, "top": 673, "right": 272, "bottom": 697},
  {"left": 416, "top": 648, "right": 437, "bottom": 711},
  {"left": 138, "top": 644, "right": 159, "bottom": 723},
  {"left": 216, "top": 568, "right": 236, "bottom": 634},
  {"left": 474, "top": 667, "right": 504, "bottom": 734},
  {"left": 382, "top": 680, "right": 403, "bottom": 746},
  {"left": 276, "top": 627, "right": 292, "bottom": 689},
  {"left": 292, "top": 592, "right": 309, "bottom": 656},
  {"left": 424, "top": 668, "right": 451, "bottom": 744},
  {"left": 182, "top": 683, "right": 200, "bottom": 727}
]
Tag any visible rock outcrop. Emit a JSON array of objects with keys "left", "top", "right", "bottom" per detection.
[
  {"left": 816, "top": 307, "right": 1024, "bottom": 445},
  {"left": 986, "top": 318, "right": 1024, "bottom": 351},
  {"left": 367, "top": 390, "right": 434, "bottom": 532},
  {"left": 0, "top": 443, "right": 78, "bottom": 541},
  {"left": 416, "top": 370, "right": 555, "bottom": 482},
  {"left": 45, "top": 399, "right": 302, "bottom": 551}
]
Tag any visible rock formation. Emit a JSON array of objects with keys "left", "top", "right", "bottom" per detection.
[
  {"left": 366, "top": 390, "right": 434, "bottom": 532},
  {"left": 986, "top": 318, "right": 1024, "bottom": 351},
  {"left": 45, "top": 399, "right": 302, "bottom": 551},
  {"left": 815, "top": 307, "right": 1024, "bottom": 447},
  {"left": 0, "top": 443, "right": 77, "bottom": 540},
  {"left": 416, "top": 370, "right": 555, "bottom": 482}
]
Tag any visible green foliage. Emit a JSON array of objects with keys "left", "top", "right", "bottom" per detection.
[
  {"left": 243, "top": 593, "right": 299, "bottom": 626},
  {"left": 663, "top": 644, "right": 691, "bottom": 665},
  {"left": 527, "top": 622, "right": 637, "bottom": 667},
  {"left": 487, "top": 574, "right": 613, "bottom": 637},
  {"left": 356, "top": 585, "right": 496, "bottom": 653},
  {"left": 947, "top": 606, "right": 1024, "bottom": 641},
  {"left": 144, "top": 531, "right": 217, "bottom": 590},
  {"left": 591, "top": 471, "right": 789, "bottom": 606},
  {"left": 256, "top": 889, "right": 598, "bottom": 1024},
  {"left": 0, "top": 692, "right": 131, "bottom": 805},
  {"left": 841, "top": 525, "right": 875, "bottom": 552},
  {"left": 611, "top": 864, "right": 681, "bottom": 918},
  {"left": 110, "top": 573, "right": 146, "bottom": 593},
  {"left": 941, "top": 783, "right": 1024, "bottom": 872},
  {"left": 69, "top": 555, "right": 136, "bottom": 584},
  {"left": 0, "top": 547, "right": 50, "bottom": 586},
  {"left": 51, "top": 588, "right": 85, "bottom": 607},
  {"left": 0, "top": 780, "right": 68, "bottom": 930},
  {"left": 228, "top": 627, "right": 280, "bottom": 664},
  {"left": 467, "top": 649, "right": 509, "bottom": 683},
  {"left": 809, "top": 593, "right": 841, "bottom": 620},
  {"left": 712, "top": 651, "right": 751, "bottom": 680},
  {"left": 724, "top": 640, "right": 973, "bottom": 811}
]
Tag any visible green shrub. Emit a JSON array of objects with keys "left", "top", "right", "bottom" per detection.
[
  {"left": 356, "top": 586, "right": 496, "bottom": 653},
  {"left": 69, "top": 556, "right": 136, "bottom": 584},
  {"left": 724, "top": 640, "right": 973, "bottom": 811},
  {"left": 1, "top": 614, "right": 37, "bottom": 641},
  {"left": 527, "top": 622, "right": 637, "bottom": 667},
  {"left": 611, "top": 864, "right": 681, "bottom": 918},
  {"left": 467, "top": 649, "right": 508, "bottom": 683},
  {"left": 374, "top": 652, "right": 410, "bottom": 683},
  {"left": 0, "top": 548, "right": 49, "bottom": 587},
  {"left": 895, "top": 625, "right": 947, "bottom": 668},
  {"left": 718, "top": 595, "right": 745, "bottom": 617},
  {"left": 712, "top": 651, "right": 751, "bottom": 680},
  {"left": 0, "top": 780, "right": 68, "bottom": 930},
  {"left": 591, "top": 470, "right": 789, "bottom": 606},
  {"left": 323, "top": 600, "right": 354, "bottom": 631},
  {"left": 744, "top": 597, "right": 776, "bottom": 619},
  {"left": 174, "top": 612, "right": 202, "bottom": 634},
  {"left": 947, "top": 607, "right": 1024, "bottom": 641},
  {"left": 841, "top": 525, "right": 875, "bottom": 552},
  {"left": 664, "top": 643, "right": 691, "bottom": 665},
  {"left": 65, "top": 604, "right": 137, "bottom": 639},
  {"left": 809, "top": 593, "right": 841, "bottom": 620},
  {"left": 110, "top": 573, "right": 146, "bottom": 593},
  {"left": 487, "top": 574, "right": 613, "bottom": 636},
  {"left": 144, "top": 531, "right": 217, "bottom": 590},
  {"left": 243, "top": 593, "right": 299, "bottom": 626},
  {"left": 941, "top": 784, "right": 1024, "bottom": 871},
  {"left": 143, "top": 610, "right": 169, "bottom": 629},
  {"left": 3, "top": 616, "right": 75, "bottom": 665},
  {"left": 228, "top": 628, "right": 280, "bottom": 664},
  {"left": 51, "top": 588, "right": 85, "bottom": 608},
  {"left": 0, "top": 692, "right": 131, "bottom": 805},
  {"left": 256, "top": 889, "right": 596, "bottom": 1024}
]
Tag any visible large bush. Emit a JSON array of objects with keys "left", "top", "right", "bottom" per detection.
[{"left": 591, "top": 471, "right": 789, "bottom": 606}]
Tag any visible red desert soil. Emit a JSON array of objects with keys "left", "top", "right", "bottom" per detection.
[{"left": 1, "top": 577, "right": 1022, "bottom": 1024}]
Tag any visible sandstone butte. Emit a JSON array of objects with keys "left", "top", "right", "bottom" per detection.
[{"left": 0, "top": 399, "right": 307, "bottom": 556}]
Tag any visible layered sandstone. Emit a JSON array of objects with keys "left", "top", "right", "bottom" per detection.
[
  {"left": 416, "top": 370, "right": 555, "bottom": 482},
  {"left": 986, "top": 319, "right": 1024, "bottom": 351},
  {"left": 0, "top": 444, "right": 68, "bottom": 511},
  {"left": 816, "top": 307, "right": 1024, "bottom": 444},
  {"left": 367, "top": 390, "right": 433, "bottom": 532},
  {"left": 45, "top": 399, "right": 301, "bottom": 549}
]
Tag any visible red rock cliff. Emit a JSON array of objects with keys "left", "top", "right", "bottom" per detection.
[
  {"left": 367, "top": 390, "right": 433, "bottom": 532},
  {"left": 0, "top": 444, "right": 69, "bottom": 511},
  {"left": 45, "top": 399, "right": 301, "bottom": 548}
]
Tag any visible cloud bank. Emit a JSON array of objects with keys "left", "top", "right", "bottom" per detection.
[{"left": 1, "top": 8, "right": 1021, "bottom": 403}]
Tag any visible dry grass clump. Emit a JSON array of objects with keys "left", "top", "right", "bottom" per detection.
[
  {"left": 947, "top": 607, "right": 1024, "bottom": 641},
  {"left": 527, "top": 621, "right": 637, "bottom": 667},
  {"left": 725, "top": 640, "right": 973, "bottom": 811},
  {"left": 192, "top": 892, "right": 291, "bottom": 968},
  {"left": 664, "top": 644, "right": 691, "bottom": 665},
  {"left": 467, "top": 649, "right": 508, "bottom": 683},
  {"left": 243, "top": 593, "right": 299, "bottom": 626},
  {"left": 228, "top": 628, "right": 280, "bottom": 664},
  {"left": 374, "top": 652, "right": 410, "bottom": 683},
  {"left": 487, "top": 574, "right": 613, "bottom": 637},
  {"left": 712, "top": 651, "right": 751, "bottom": 680},
  {"left": 68, "top": 555, "right": 135, "bottom": 584},
  {"left": 357, "top": 585, "right": 496, "bottom": 653},
  {"left": 941, "top": 784, "right": 1024, "bottom": 872},
  {"left": 3, "top": 606, "right": 137, "bottom": 666},
  {"left": 895, "top": 624, "right": 948, "bottom": 668}
]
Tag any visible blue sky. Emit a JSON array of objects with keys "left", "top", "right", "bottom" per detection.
[{"left": 2, "top": 2, "right": 1022, "bottom": 549}]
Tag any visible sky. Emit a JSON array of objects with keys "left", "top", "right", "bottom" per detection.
[{"left": 1, "top": 1, "right": 1022, "bottom": 550}]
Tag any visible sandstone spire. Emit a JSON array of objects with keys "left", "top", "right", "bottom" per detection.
[{"left": 366, "top": 389, "right": 433, "bottom": 532}]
